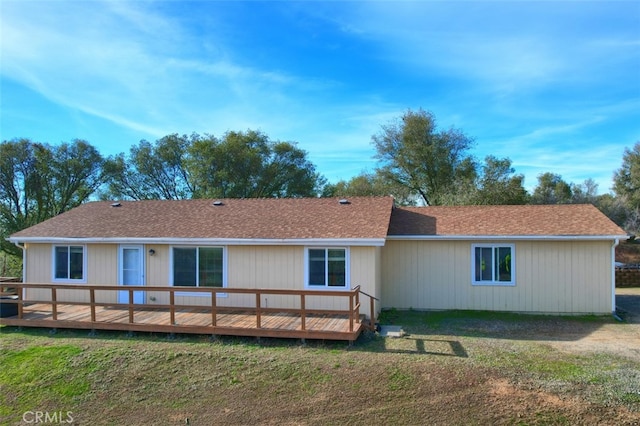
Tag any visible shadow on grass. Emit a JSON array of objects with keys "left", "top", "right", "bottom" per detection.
[{"left": 382, "top": 337, "right": 468, "bottom": 357}]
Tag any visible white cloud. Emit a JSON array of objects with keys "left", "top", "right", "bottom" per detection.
[{"left": 0, "top": 0, "right": 322, "bottom": 142}]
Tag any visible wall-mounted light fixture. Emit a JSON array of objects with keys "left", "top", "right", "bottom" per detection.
[{"left": 148, "top": 249, "right": 156, "bottom": 256}]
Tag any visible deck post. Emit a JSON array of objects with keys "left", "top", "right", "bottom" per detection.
[
  {"left": 300, "top": 294, "right": 306, "bottom": 331},
  {"left": 349, "top": 292, "right": 354, "bottom": 332},
  {"left": 170, "top": 290, "right": 176, "bottom": 325},
  {"left": 256, "top": 292, "right": 261, "bottom": 329},
  {"left": 369, "top": 296, "right": 375, "bottom": 331},
  {"left": 51, "top": 287, "right": 57, "bottom": 321},
  {"left": 355, "top": 290, "right": 360, "bottom": 324},
  {"left": 211, "top": 290, "right": 217, "bottom": 327},
  {"left": 128, "top": 289, "right": 134, "bottom": 324},
  {"left": 17, "top": 285, "right": 23, "bottom": 319},
  {"left": 90, "top": 288, "right": 96, "bottom": 322}
]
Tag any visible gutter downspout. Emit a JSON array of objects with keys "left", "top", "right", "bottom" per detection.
[
  {"left": 612, "top": 238, "right": 622, "bottom": 320},
  {"left": 13, "top": 241, "right": 26, "bottom": 299}
]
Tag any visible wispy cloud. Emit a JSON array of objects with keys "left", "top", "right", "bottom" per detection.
[
  {"left": 1, "top": 1, "right": 638, "bottom": 192},
  {"left": 0, "top": 0, "right": 323, "bottom": 144}
]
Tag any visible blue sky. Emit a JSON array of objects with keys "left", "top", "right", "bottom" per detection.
[{"left": 1, "top": 1, "right": 639, "bottom": 194}]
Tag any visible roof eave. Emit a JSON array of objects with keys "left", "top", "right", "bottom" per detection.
[
  {"left": 386, "top": 234, "right": 629, "bottom": 241},
  {"left": 7, "top": 236, "right": 388, "bottom": 247}
]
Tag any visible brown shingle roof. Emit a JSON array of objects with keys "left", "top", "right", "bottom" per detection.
[
  {"left": 10, "top": 198, "right": 626, "bottom": 242},
  {"left": 10, "top": 197, "right": 394, "bottom": 241},
  {"left": 388, "top": 204, "right": 627, "bottom": 237}
]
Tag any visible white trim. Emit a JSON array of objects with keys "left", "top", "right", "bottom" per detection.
[
  {"left": 51, "top": 244, "right": 87, "bottom": 283},
  {"left": 9, "top": 235, "right": 627, "bottom": 245},
  {"left": 118, "top": 245, "right": 146, "bottom": 304},
  {"left": 9, "top": 236, "right": 386, "bottom": 247},
  {"left": 387, "top": 235, "right": 627, "bottom": 241},
  {"left": 471, "top": 243, "right": 516, "bottom": 286},
  {"left": 304, "top": 247, "right": 351, "bottom": 291},
  {"left": 118, "top": 245, "right": 146, "bottom": 285},
  {"left": 612, "top": 238, "right": 620, "bottom": 313},
  {"left": 170, "top": 245, "right": 228, "bottom": 297}
]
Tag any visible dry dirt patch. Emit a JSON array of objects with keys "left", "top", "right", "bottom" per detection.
[{"left": 541, "top": 288, "right": 640, "bottom": 361}]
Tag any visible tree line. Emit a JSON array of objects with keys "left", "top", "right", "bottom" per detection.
[{"left": 2, "top": 108, "right": 639, "bottom": 271}]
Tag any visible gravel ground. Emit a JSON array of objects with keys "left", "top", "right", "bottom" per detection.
[{"left": 542, "top": 288, "right": 640, "bottom": 362}]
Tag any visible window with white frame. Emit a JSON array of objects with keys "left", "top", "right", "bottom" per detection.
[
  {"left": 172, "top": 247, "right": 224, "bottom": 288},
  {"left": 306, "top": 248, "right": 349, "bottom": 288},
  {"left": 472, "top": 244, "right": 514, "bottom": 285},
  {"left": 53, "top": 245, "right": 85, "bottom": 281}
]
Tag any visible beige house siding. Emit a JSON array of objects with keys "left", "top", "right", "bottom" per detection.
[
  {"left": 24, "top": 243, "right": 118, "bottom": 303},
  {"left": 349, "top": 246, "right": 379, "bottom": 318},
  {"left": 173, "top": 245, "right": 378, "bottom": 318},
  {"left": 23, "top": 243, "right": 379, "bottom": 318},
  {"left": 23, "top": 240, "right": 614, "bottom": 315},
  {"left": 145, "top": 244, "right": 170, "bottom": 305},
  {"left": 164, "top": 245, "right": 304, "bottom": 309},
  {"left": 145, "top": 245, "right": 380, "bottom": 318},
  {"left": 25, "top": 243, "right": 51, "bottom": 284},
  {"left": 382, "top": 239, "right": 614, "bottom": 314}
]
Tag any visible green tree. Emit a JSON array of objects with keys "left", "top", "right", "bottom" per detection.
[
  {"left": 531, "top": 173, "right": 572, "bottom": 204},
  {"left": 463, "top": 156, "right": 528, "bottom": 205},
  {"left": 0, "top": 251, "right": 22, "bottom": 277},
  {"left": 372, "top": 109, "right": 476, "bottom": 205},
  {"left": 188, "top": 130, "right": 324, "bottom": 198},
  {"left": 595, "top": 193, "right": 629, "bottom": 227},
  {"left": 612, "top": 142, "right": 640, "bottom": 234},
  {"left": 0, "top": 139, "right": 106, "bottom": 257},
  {"left": 613, "top": 142, "right": 640, "bottom": 210},
  {"left": 570, "top": 178, "right": 599, "bottom": 204},
  {"left": 322, "top": 171, "right": 417, "bottom": 205},
  {"left": 258, "top": 140, "right": 326, "bottom": 198},
  {"left": 102, "top": 134, "right": 195, "bottom": 200}
]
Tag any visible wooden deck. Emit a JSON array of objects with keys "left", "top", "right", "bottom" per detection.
[{"left": 0, "top": 284, "right": 375, "bottom": 342}]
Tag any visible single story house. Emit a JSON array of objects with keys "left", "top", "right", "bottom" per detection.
[{"left": 8, "top": 197, "right": 627, "bottom": 317}]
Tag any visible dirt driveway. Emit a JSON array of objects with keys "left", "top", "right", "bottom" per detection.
[{"left": 544, "top": 288, "right": 640, "bottom": 361}]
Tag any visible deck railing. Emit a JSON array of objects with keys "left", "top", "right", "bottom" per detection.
[{"left": 1, "top": 283, "right": 373, "bottom": 334}]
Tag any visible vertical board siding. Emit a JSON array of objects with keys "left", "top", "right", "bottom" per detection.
[
  {"left": 86, "top": 244, "right": 117, "bottom": 303},
  {"left": 86, "top": 245, "right": 117, "bottom": 285},
  {"left": 382, "top": 240, "right": 613, "bottom": 314},
  {"left": 222, "top": 245, "right": 303, "bottom": 310},
  {"left": 145, "top": 245, "right": 170, "bottom": 305},
  {"left": 25, "top": 243, "right": 53, "bottom": 302},
  {"left": 374, "top": 247, "right": 382, "bottom": 315},
  {"left": 23, "top": 243, "right": 380, "bottom": 317},
  {"left": 24, "top": 243, "right": 118, "bottom": 303},
  {"left": 163, "top": 245, "right": 378, "bottom": 317},
  {"left": 349, "top": 246, "right": 378, "bottom": 318}
]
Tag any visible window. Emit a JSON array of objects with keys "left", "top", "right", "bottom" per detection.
[
  {"left": 172, "top": 247, "right": 224, "bottom": 288},
  {"left": 306, "top": 248, "right": 349, "bottom": 288},
  {"left": 53, "top": 245, "right": 85, "bottom": 281},
  {"left": 472, "top": 244, "right": 514, "bottom": 285}
]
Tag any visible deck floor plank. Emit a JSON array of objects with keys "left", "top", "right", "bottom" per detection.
[{"left": 2, "top": 303, "right": 363, "bottom": 341}]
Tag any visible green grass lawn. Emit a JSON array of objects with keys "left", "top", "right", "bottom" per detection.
[{"left": 1, "top": 310, "right": 639, "bottom": 425}]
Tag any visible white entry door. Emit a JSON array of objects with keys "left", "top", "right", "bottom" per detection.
[{"left": 118, "top": 245, "right": 145, "bottom": 304}]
